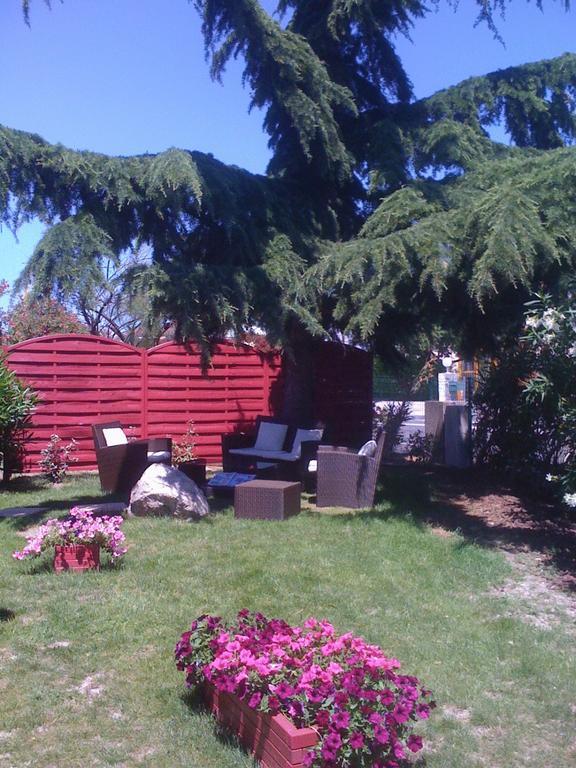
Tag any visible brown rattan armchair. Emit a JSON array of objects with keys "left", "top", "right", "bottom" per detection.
[
  {"left": 316, "top": 430, "right": 385, "bottom": 509},
  {"left": 92, "top": 421, "right": 172, "bottom": 494}
]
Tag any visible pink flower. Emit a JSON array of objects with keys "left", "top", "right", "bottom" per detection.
[
  {"left": 407, "top": 734, "right": 423, "bottom": 753},
  {"left": 248, "top": 692, "right": 262, "bottom": 709},
  {"left": 331, "top": 710, "right": 350, "bottom": 730},
  {"left": 350, "top": 731, "right": 365, "bottom": 749},
  {"left": 416, "top": 703, "right": 430, "bottom": 719},
  {"left": 374, "top": 725, "right": 389, "bottom": 745},
  {"left": 315, "top": 710, "right": 330, "bottom": 728}
]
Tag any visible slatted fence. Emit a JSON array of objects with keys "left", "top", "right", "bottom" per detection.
[{"left": 4, "top": 334, "right": 371, "bottom": 472}]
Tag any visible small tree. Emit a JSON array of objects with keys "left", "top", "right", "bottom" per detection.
[{"left": 0, "top": 355, "right": 37, "bottom": 481}]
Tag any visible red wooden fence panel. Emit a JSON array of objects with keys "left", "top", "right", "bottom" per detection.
[
  {"left": 4, "top": 334, "right": 284, "bottom": 471},
  {"left": 4, "top": 334, "right": 370, "bottom": 473},
  {"left": 146, "top": 341, "right": 283, "bottom": 463},
  {"left": 4, "top": 335, "right": 143, "bottom": 471}
]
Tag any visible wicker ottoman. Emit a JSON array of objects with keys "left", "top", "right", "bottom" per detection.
[{"left": 234, "top": 480, "right": 301, "bottom": 520}]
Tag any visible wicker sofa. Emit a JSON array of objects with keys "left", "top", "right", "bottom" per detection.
[{"left": 221, "top": 416, "right": 323, "bottom": 484}]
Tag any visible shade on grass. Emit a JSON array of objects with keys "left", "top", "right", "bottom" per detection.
[{"left": 0, "top": 473, "right": 574, "bottom": 767}]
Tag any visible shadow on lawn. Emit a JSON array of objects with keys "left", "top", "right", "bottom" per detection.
[
  {"left": 0, "top": 608, "right": 16, "bottom": 622},
  {"left": 181, "top": 689, "right": 256, "bottom": 762},
  {"left": 367, "top": 464, "right": 576, "bottom": 589},
  {"left": 0, "top": 475, "right": 124, "bottom": 531}
]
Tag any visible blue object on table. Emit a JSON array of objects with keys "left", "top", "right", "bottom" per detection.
[{"left": 207, "top": 472, "right": 256, "bottom": 488}]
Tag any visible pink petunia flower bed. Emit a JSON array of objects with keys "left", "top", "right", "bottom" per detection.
[
  {"left": 175, "top": 610, "right": 435, "bottom": 767},
  {"left": 13, "top": 506, "right": 127, "bottom": 561}
]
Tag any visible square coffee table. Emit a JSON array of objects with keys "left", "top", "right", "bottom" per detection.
[{"left": 234, "top": 480, "right": 301, "bottom": 520}]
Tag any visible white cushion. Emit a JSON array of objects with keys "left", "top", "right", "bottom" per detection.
[
  {"left": 358, "top": 440, "right": 377, "bottom": 457},
  {"left": 289, "top": 428, "right": 324, "bottom": 458},
  {"left": 147, "top": 450, "right": 170, "bottom": 463},
  {"left": 102, "top": 427, "right": 128, "bottom": 446},
  {"left": 254, "top": 422, "right": 288, "bottom": 451}
]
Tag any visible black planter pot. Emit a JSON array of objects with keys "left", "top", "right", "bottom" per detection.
[{"left": 176, "top": 459, "right": 207, "bottom": 486}]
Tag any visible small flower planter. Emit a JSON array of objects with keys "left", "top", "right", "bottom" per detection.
[
  {"left": 203, "top": 683, "right": 318, "bottom": 768},
  {"left": 53, "top": 543, "right": 100, "bottom": 572}
]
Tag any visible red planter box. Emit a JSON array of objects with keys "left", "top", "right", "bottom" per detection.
[
  {"left": 53, "top": 544, "right": 100, "bottom": 572},
  {"left": 203, "top": 683, "right": 318, "bottom": 768}
]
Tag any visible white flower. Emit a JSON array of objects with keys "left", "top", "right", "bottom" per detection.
[
  {"left": 525, "top": 315, "right": 539, "bottom": 329},
  {"left": 541, "top": 309, "right": 561, "bottom": 332},
  {"left": 563, "top": 492, "right": 576, "bottom": 508},
  {"left": 545, "top": 473, "right": 556, "bottom": 482},
  {"left": 567, "top": 343, "right": 576, "bottom": 358}
]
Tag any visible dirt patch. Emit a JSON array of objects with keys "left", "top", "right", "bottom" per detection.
[
  {"left": 384, "top": 464, "right": 576, "bottom": 583},
  {"left": 383, "top": 464, "right": 576, "bottom": 629},
  {"left": 488, "top": 553, "right": 576, "bottom": 633},
  {"left": 441, "top": 705, "right": 471, "bottom": 721},
  {"left": 74, "top": 674, "right": 105, "bottom": 700}
]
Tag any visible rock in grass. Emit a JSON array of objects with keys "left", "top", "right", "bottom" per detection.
[{"left": 129, "top": 463, "right": 209, "bottom": 519}]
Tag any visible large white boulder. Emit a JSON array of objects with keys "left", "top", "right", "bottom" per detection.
[{"left": 129, "top": 463, "right": 210, "bottom": 519}]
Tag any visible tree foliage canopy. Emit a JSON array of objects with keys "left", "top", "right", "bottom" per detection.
[{"left": 5, "top": 0, "right": 576, "bottom": 356}]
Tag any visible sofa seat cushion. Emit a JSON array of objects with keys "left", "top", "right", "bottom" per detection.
[{"left": 229, "top": 447, "right": 298, "bottom": 462}]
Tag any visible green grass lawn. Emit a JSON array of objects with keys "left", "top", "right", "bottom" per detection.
[{"left": 1, "top": 473, "right": 574, "bottom": 767}]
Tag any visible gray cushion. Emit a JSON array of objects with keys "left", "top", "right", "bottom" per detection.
[
  {"left": 288, "top": 428, "right": 323, "bottom": 458},
  {"left": 254, "top": 422, "right": 288, "bottom": 451}
]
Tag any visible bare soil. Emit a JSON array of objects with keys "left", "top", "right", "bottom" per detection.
[{"left": 382, "top": 463, "right": 576, "bottom": 626}]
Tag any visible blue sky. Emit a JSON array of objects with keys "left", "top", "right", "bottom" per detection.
[{"left": 1, "top": 0, "right": 574, "bottom": 305}]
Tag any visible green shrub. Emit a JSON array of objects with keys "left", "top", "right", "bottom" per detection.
[{"left": 0, "top": 355, "right": 37, "bottom": 482}]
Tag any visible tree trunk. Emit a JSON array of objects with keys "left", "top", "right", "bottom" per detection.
[{"left": 279, "top": 323, "right": 317, "bottom": 426}]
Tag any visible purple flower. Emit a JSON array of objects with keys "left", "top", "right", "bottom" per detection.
[
  {"left": 407, "top": 734, "right": 423, "bottom": 753},
  {"left": 331, "top": 710, "right": 350, "bottom": 730},
  {"left": 248, "top": 692, "right": 262, "bottom": 709},
  {"left": 315, "top": 710, "right": 330, "bottom": 728},
  {"left": 374, "top": 725, "right": 389, "bottom": 745},
  {"left": 349, "top": 731, "right": 365, "bottom": 749}
]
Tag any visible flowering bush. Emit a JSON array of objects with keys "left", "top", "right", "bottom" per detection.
[
  {"left": 523, "top": 293, "right": 576, "bottom": 509},
  {"left": 3, "top": 295, "right": 87, "bottom": 345},
  {"left": 175, "top": 611, "right": 434, "bottom": 767},
  {"left": 13, "top": 507, "right": 127, "bottom": 561},
  {"left": 38, "top": 434, "right": 78, "bottom": 483},
  {"left": 172, "top": 420, "right": 199, "bottom": 465}
]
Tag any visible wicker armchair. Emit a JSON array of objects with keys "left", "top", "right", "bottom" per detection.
[
  {"left": 316, "top": 431, "right": 385, "bottom": 509},
  {"left": 92, "top": 421, "right": 172, "bottom": 494}
]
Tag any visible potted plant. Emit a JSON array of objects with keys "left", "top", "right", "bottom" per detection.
[
  {"left": 13, "top": 506, "right": 127, "bottom": 572},
  {"left": 175, "top": 611, "right": 434, "bottom": 768},
  {"left": 172, "top": 420, "right": 206, "bottom": 485}
]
